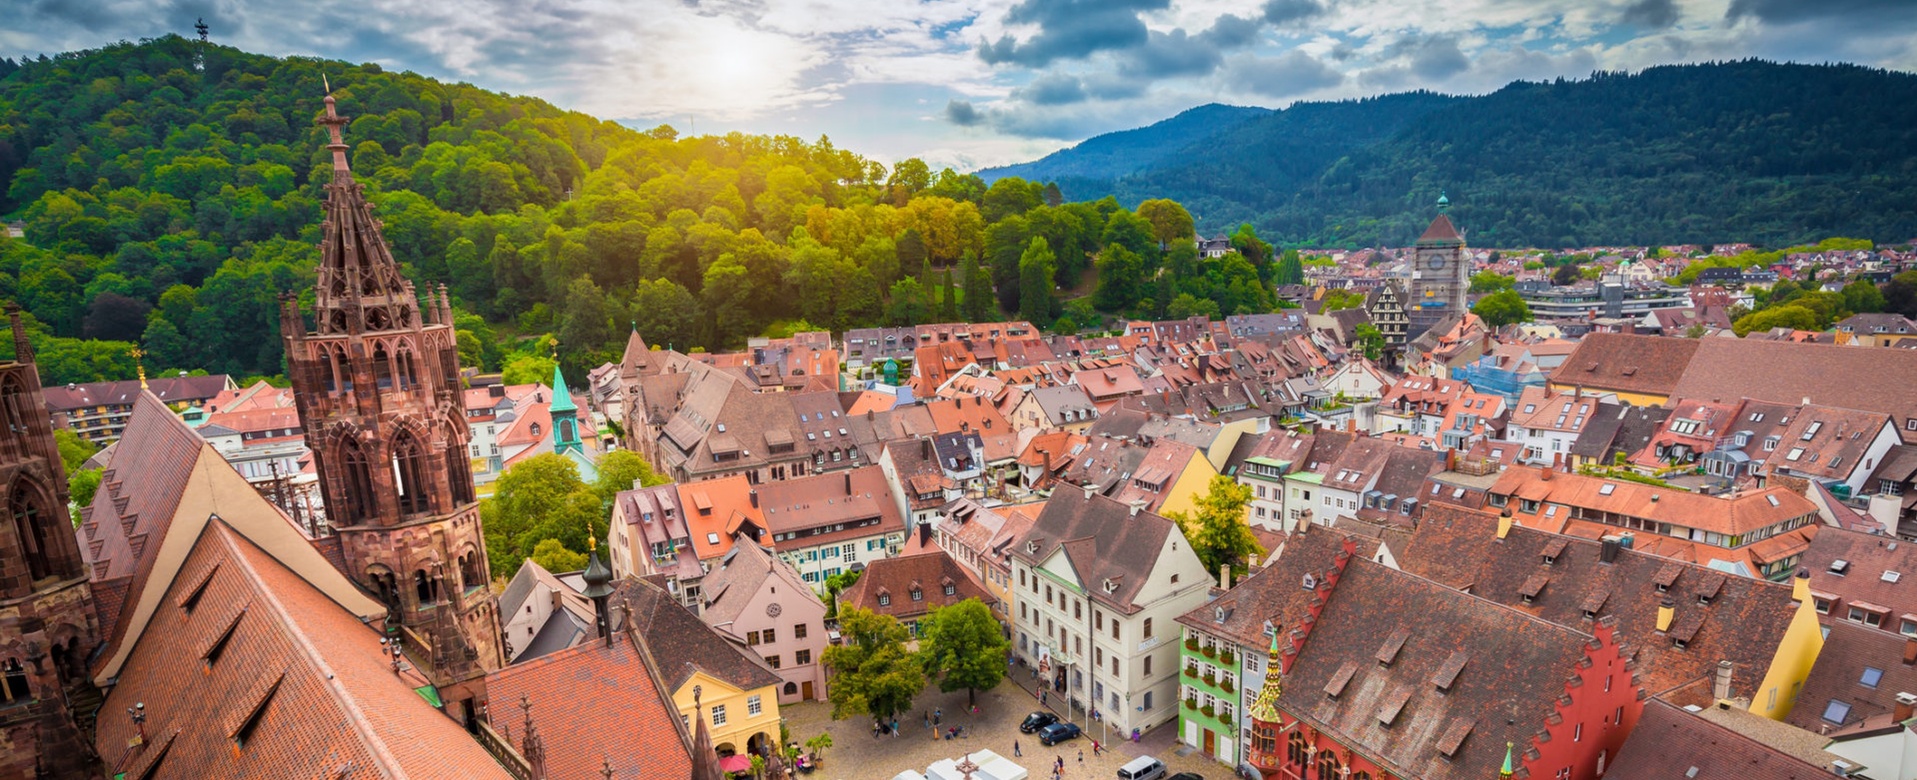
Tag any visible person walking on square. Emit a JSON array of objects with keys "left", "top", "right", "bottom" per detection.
[
  {"left": 1077, "top": 749, "right": 1083, "bottom": 763},
  {"left": 934, "top": 708, "right": 942, "bottom": 726},
  {"left": 1014, "top": 740, "right": 1021, "bottom": 757}
]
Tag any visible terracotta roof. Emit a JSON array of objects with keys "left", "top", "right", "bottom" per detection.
[
  {"left": 1416, "top": 214, "right": 1462, "bottom": 244},
  {"left": 1401, "top": 504, "right": 1799, "bottom": 701},
  {"left": 1275, "top": 558, "right": 1611, "bottom": 780},
  {"left": 1487, "top": 466, "right": 1817, "bottom": 537},
  {"left": 1669, "top": 338, "right": 1917, "bottom": 442},
  {"left": 1609, "top": 700, "right": 1833, "bottom": 780},
  {"left": 1549, "top": 333, "right": 1700, "bottom": 397},
  {"left": 1786, "top": 617, "right": 1917, "bottom": 733},
  {"left": 676, "top": 475, "right": 767, "bottom": 561},
  {"left": 486, "top": 620, "right": 692, "bottom": 780},
  {"left": 755, "top": 466, "right": 904, "bottom": 543},
  {"left": 94, "top": 520, "right": 510, "bottom": 779},
  {"left": 1803, "top": 525, "right": 1917, "bottom": 629},
  {"left": 1175, "top": 530, "right": 1357, "bottom": 648},
  {"left": 839, "top": 550, "right": 996, "bottom": 622}
]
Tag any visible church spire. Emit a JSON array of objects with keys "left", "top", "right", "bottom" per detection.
[
  {"left": 309, "top": 90, "right": 418, "bottom": 336},
  {"left": 1499, "top": 742, "right": 1515, "bottom": 778},
  {"left": 318, "top": 88, "right": 352, "bottom": 180}
]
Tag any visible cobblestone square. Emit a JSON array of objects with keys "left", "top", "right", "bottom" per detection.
[{"left": 780, "top": 677, "right": 1230, "bottom": 780}]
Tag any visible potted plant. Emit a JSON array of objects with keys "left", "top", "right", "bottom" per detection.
[
  {"left": 1185, "top": 665, "right": 1198, "bottom": 679},
  {"left": 1201, "top": 643, "right": 1217, "bottom": 659},
  {"left": 1219, "top": 649, "right": 1237, "bottom": 666},
  {"left": 1185, "top": 696, "right": 1198, "bottom": 710},
  {"left": 1221, "top": 679, "right": 1235, "bottom": 694},
  {"left": 1201, "top": 704, "right": 1215, "bottom": 719},
  {"left": 1185, "top": 636, "right": 1200, "bottom": 652}
]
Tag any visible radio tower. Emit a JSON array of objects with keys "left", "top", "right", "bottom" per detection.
[{"left": 194, "top": 18, "right": 209, "bottom": 71}]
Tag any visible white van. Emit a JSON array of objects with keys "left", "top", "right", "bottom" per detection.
[{"left": 1116, "top": 756, "right": 1168, "bottom": 780}]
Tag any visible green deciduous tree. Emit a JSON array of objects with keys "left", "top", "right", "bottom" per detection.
[
  {"left": 1018, "top": 237, "right": 1056, "bottom": 325},
  {"left": 1353, "top": 323, "right": 1385, "bottom": 361},
  {"left": 593, "top": 449, "right": 668, "bottom": 504},
  {"left": 529, "top": 538, "right": 588, "bottom": 573},
  {"left": 481, "top": 453, "right": 601, "bottom": 577},
  {"left": 823, "top": 606, "right": 924, "bottom": 723},
  {"left": 1165, "top": 476, "right": 1265, "bottom": 578},
  {"left": 917, "top": 598, "right": 1009, "bottom": 707},
  {"left": 1469, "top": 271, "right": 1515, "bottom": 293},
  {"left": 55, "top": 429, "right": 97, "bottom": 474},
  {"left": 1471, "top": 289, "right": 1533, "bottom": 328}
]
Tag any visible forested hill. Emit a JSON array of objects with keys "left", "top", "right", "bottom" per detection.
[
  {"left": 0, "top": 37, "right": 1270, "bottom": 386},
  {"left": 993, "top": 61, "right": 1917, "bottom": 248},
  {"left": 978, "top": 103, "right": 1267, "bottom": 185}
]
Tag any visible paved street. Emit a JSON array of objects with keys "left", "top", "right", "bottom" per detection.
[{"left": 781, "top": 677, "right": 1230, "bottom": 780}]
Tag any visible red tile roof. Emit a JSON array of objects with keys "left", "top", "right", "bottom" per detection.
[
  {"left": 94, "top": 520, "right": 510, "bottom": 779},
  {"left": 840, "top": 550, "right": 996, "bottom": 622},
  {"left": 486, "top": 623, "right": 693, "bottom": 780}
]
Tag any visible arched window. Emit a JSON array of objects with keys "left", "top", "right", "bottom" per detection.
[
  {"left": 1286, "top": 732, "right": 1309, "bottom": 767},
  {"left": 1, "top": 658, "right": 28, "bottom": 705},
  {"left": 392, "top": 432, "right": 431, "bottom": 516},
  {"left": 446, "top": 418, "right": 475, "bottom": 506},
  {"left": 1352, "top": 772, "right": 1372, "bottom": 780},
  {"left": 338, "top": 437, "right": 376, "bottom": 522},
  {"left": 367, "top": 565, "right": 399, "bottom": 609},
  {"left": 1315, "top": 750, "right": 1342, "bottom": 779},
  {"left": 373, "top": 343, "right": 394, "bottom": 390},
  {"left": 394, "top": 345, "right": 418, "bottom": 390},
  {"left": 559, "top": 419, "right": 575, "bottom": 442},
  {"left": 10, "top": 481, "right": 57, "bottom": 581},
  {"left": 414, "top": 569, "right": 438, "bottom": 605},
  {"left": 458, "top": 549, "right": 484, "bottom": 593}
]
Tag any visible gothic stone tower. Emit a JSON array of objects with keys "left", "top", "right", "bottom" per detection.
[
  {"left": 281, "top": 95, "right": 503, "bottom": 717},
  {"left": 0, "top": 306, "right": 100, "bottom": 779},
  {"left": 1411, "top": 193, "right": 1469, "bottom": 327}
]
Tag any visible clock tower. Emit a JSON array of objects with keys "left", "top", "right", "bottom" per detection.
[{"left": 1410, "top": 193, "right": 1468, "bottom": 328}]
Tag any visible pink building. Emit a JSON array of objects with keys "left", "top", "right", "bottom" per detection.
[{"left": 698, "top": 539, "right": 830, "bottom": 704}]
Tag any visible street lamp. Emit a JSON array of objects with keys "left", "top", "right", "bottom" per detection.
[{"left": 126, "top": 702, "right": 146, "bottom": 747}]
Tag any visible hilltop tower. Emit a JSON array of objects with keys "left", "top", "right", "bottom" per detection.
[
  {"left": 1411, "top": 192, "right": 1469, "bottom": 327},
  {"left": 0, "top": 306, "right": 100, "bottom": 778},
  {"left": 280, "top": 93, "right": 503, "bottom": 720}
]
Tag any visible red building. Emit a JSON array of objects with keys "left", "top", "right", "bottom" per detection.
[{"left": 1244, "top": 553, "right": 1643, "bottom": 780}]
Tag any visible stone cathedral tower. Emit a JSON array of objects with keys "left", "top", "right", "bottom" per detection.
[
  {"left": 280, "top": 94, "right": 503, "bottom": 720},
  {"left": 0, "top": 306, "right": 99, "bottom": 779}
]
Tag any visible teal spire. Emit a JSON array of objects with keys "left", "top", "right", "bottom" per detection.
[
  {"left": 548, "top": 362, "right": 583, "bottom": 455},
  {"left": 548, "top": 363, "right": 576, "bottom": 414},
  {"left": 1500, "top": 742, "right": 1514, "bottom": 778},
  {"left": 1437, "top": 191, "right": 1450, "bottom": 213}
]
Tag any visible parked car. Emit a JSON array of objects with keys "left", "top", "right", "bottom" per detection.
[
  {"left": 1019, "top": 711, "right": 1060, "bottom": 734},
  {"left": 1038, "top": 722, "right": 1082, "bottom": 746},
  {"left": 1116, "top": 756, "right": 1167, "bottom": 780},
  {"left": 1168, "top": 774, "right": 1204, "bottom": 780}
]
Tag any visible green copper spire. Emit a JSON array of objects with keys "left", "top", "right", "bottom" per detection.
[
  {"left": 548, "top": 361, "right": 584, "bottom": 456},
  {"left": 548, "top": 362, "right": 576, "bottom": 414},
  {"left": 1437, "top": 191, "right": 1450, "bottom": 213},
  {"left": 1500, "top": 741, "right": 1515, "bottom": 778}
]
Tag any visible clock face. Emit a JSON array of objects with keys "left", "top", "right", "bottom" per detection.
[{"left": 1426, "top": 255, "right": 1446, "bottom": 271}]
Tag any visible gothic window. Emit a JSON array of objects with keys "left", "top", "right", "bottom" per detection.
[
  {"left": 1286, "top": 731, "right": 1309, "bottom": 766},
  {"left": 458, "top": 549, "right": 484, "bottom": 593},
  {"left": 373, "top": 343, "right": 394, "bottom": 390},
  {"left": 559, "top": 419, "right": 575, "bottom": 442},
  {"left": 1252, "top": 724, "right": 1276, "bottom": 756},
  {"left": 392, "top": 432, "right": 431, "bottom": 516},
  {"left": 365, "top": 307, "right": 392, "bottom": 331},
  {"left": 394, "top": 345, "right": 418, "bottom": 390},
  {"left": 1, "top": 376, "right": 26, "bottom": 437},
  {"left": 10, "top": 480, "right": 58, "bottom": 581},
  {"left": 446, "top": 418, "right": 475, "bottom": 506},
  {"left": 1, "top": 658, "right": 28, "bottom": 705},
  {"left": 337, "top": 437, "right": 376, "bottom": 522},
  {"left": 1316, "top": 750, "right": 1342, "bottom": 778}
]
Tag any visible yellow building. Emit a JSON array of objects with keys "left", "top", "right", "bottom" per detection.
[
  {"left": 1112, "top": 438, "right": 1219, "bottom": 518},
  {"left": 617, "top": 578, "right": 786, "bottom": 758},
  {"left": 1750, "top": 573, "right": 1825, "bottom": 721}
]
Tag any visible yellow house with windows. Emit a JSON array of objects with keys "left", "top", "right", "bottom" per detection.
[
  {"left": 618, "top": 578, "right": 785, "bottom": 758},
  {"left": 1110, "top": 438, "right": 1218, "bottom": 518}
]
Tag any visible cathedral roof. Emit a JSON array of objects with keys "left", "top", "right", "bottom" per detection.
[{"left": 92, "top": 519, "right": 509, "bottom": 779}]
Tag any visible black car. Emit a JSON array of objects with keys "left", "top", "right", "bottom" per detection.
[
  {"left": 1037, "top": 722, "right": 1081, "bottom": 746},
  {"left": 1019, "top": 711, "right": 1059, "bottom": 734},
  {"left": 1169, "top": 774, "right": 1205, "bottom": 780}
]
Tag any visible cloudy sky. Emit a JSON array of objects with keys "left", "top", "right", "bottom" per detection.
[{"left": 4, "top": 0, "right": 1915, "bottom": 171}]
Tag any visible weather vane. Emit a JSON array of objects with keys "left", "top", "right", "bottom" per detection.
[{"left": 129, "top": 346, "right": 148, "bottom": 389}]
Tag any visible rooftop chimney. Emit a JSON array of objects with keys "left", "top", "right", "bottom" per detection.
[
  {"left": 1712, "top": 660, "right": 1734, "bottom": 702},
  {"left": 1220, "top": 563, "right": 1232, "bottom": 591},
  {"left": 1083, "top": 484, "right": 1096, "bottom": 501},
  {"left": 1130, "top": 500, "right": 1146, "bottom": 517},
  {"left": 1896, "top": 693, "right": 1917, "bottom": 723},
  {"left": 1903, "top": 636, "right": 1917, "bottom": 666},
  {"left": 1600, "top": 537, "right": 1621, "bottom": 564},
  {"left": 749, "top": 489, "right": 758, "bottom": 509}
]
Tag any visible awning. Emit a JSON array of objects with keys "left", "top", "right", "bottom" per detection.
[{"left": 720, "top": 755, "right": 753, "bottom": 773}]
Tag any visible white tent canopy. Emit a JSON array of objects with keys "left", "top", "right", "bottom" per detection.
[{"left": 925, "top": 749, "right": 1028, "bottom": 780}]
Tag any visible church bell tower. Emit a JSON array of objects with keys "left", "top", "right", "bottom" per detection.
[{"left": 281, "top": 93, "right": 504, "bottom": 717}]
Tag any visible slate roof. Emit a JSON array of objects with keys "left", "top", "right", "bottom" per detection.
[
  {"left": 1786, "top": 617, "right": 1917, "bottom": 733},
  {"left": 839, "top": 550, "right": 995, "bottom": 622},
  {"left": 1609, "top": 700, "right": 1834, "bottom": 780},
  {"left": 612, "top": 576, "right": 785, "bottom": 695},
  {"left": 1549, "top": 333, "right": 1700, "bottom": 398},
  {"left": 1569, "top": 403, "right": 1671, "bottom": 462},
  {"left": 1669, "top": 338, "right": 1917, "bottom": 442},
  {"left": 1276, "top": 558, "right": 1602, "bottom": 780},
  {"left": 486, "top": 614, "right": 693, "bottom": 780},
  {"left": 93, "top": 520, "right": 510, "bottom": 780},
  {"left": 42, "top": 374, "right": 232, "bottom": 411},
  {"left": 1011, "top": 488, "right": 1179, "bottom": 614},
  {"left": 1416, "top": 214, "right": 1462, "bottom": 244},
  {"left": 1400, "top": 504, "right": 1798, "bottom": 701}
]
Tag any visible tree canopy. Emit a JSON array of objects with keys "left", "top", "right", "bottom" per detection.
[
  {"left": 822, "top": 606, "right": 925, "bottom": 723},
  {"left": 916, "top": 598, "right": 1009, "bottom": 707},
  {"left": 1165, "top": 476, "right": 1265, "bottom": 577}
]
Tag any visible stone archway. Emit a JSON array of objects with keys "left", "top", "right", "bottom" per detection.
[
  {"left": 715, "top": 742, "right": 738, "bottom": 758},
  {"left": 748, "top": 731, "right": 772, "bottom": 756}
]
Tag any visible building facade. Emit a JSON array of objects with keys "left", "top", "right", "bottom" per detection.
[
  {"left": 1409, "top": 196, "right": 1469, "bottom": 327},
  {"left": 279, "top": 95, "right": 504, "bottom": 720}
]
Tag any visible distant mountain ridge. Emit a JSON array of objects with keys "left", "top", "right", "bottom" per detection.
[
  {"left": 982, "top": 61, "right": 1917, "bottom": 248},
  {"left": 978, "top": 103, "right": 1267, "bottom": 184}
]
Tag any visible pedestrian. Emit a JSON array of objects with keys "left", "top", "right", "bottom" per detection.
[
  {"left": 1015, "top": 740, "right": 1022, "bottom": 757},
  {"left": 934, "top": 708, "right": 942, "bottom": 725},
  {"left": 1078, "top": 749, "right": 1083, "bottom": 763},
  {"left": 891, "top": 718, "right": 899, "bottom": 737},
  {"left": 923, "top": 710, "right": 930, "bottom": 728}
]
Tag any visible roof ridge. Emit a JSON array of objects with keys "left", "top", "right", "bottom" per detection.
[
  {"left": 209, "top": 521, "right": 410, "bottom": 778},
  {"left": 1346, "top": 556, "right": 1598, "bottom": 642}
]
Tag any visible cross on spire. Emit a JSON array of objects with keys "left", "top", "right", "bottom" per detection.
[{"left": 318, "top": 82, "right": 351, "bottom": 176}]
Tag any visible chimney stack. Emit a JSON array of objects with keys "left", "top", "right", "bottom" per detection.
[
  {"left": 749, "top": 489, "right": 758, "bottom": 509},
  {"left": 1712, "top": 660, "right": 1734, "bottom": 702},
  {"left": 1896, "top": 693, "right": 1917, "bottom": 723},
  {"left": 1600, "top": 536, "right": 1621, "bottom": 564},
  {"left": 1130, "top": 500, "right": 1146, "bottom": 517},
  {"left": 1220, "top": 563, "right": 1232, "bottom": 591},
  {"left": 1903, "top": 636, "right": 1917, "bottom": 666}
]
